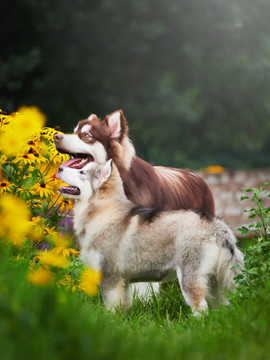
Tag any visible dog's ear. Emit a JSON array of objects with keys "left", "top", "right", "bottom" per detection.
[
  {"left": 105, "top": 110, "right": 128, "bottom": 139},
  {"left": 95, "top": 159, "right": 113, "bottom": 186},
  {"left": 88, "top": 114, "right": 98, "bottom": 121}
]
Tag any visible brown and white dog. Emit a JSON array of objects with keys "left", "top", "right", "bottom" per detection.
[
  {"left": 54, "top": 110, "right": 215, "bottom": 216},
  {"left": 56, "top": 160, "right": 243, "bottom": 314}
]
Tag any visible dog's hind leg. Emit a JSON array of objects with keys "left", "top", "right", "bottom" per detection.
[
  {"left": 100, "top": 277, "right": 133, "bottom": 312},
  {"left": 176, "top": 266, "right": 209, "bottom": 316}
]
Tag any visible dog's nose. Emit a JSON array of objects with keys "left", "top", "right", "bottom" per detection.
[
  {"left": 54, "top": 133, "right": 64, "bottom": 142},
  {"left": 59, "top": 167, "right": 64, "bottom": 172}
]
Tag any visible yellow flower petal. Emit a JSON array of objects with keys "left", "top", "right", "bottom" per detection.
[
  {"left": 79, "top": 269, "right": 102, "bottom": 296},
  {"left": 28, "top": 267, "right": 52, "bottom": 285},
  {"left": 38, "top": 250, "right": 69, "bottom": 268}
]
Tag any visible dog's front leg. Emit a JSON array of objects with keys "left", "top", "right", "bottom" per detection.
[{"left": 100, "top": 277, "right": 133, "bottom": 312}]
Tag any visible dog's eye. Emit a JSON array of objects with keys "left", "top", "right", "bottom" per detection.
[
  {"left": 84, "top": 133, "right": 92, "bottom": 138},
  {"left": 80, "top": 171, "right": 85, "bottom": 175}
]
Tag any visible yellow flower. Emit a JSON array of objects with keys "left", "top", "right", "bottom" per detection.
[
  {"left": 205, "top": 165, "right": 225, "bottom": 174},
  {"left": 13, "top": 153, "right": 36, "bottom": 165},
  {"left": 28, "top": 199, "right": 42, "bottom": 209},
  {"left": 78, "top": 269, "right": 102, "bottom": 296},
  {"left": 53, "top": 234, "right": 71, "bottom": 248},
  {"left": 51, "top": 195, "right": 74, "bottom": 212},
  {"left": 0, "top": 194, "right": 31, "bottom": 246},
  {"left": 0, "top": 179, "right": 13, "bottom": 193},
  {"left": 28, "top": 267, "right": 53, "bottom": 285},
  {"left": 37, "top": 250, "right": 69, "bottom": 268},
  {"left": 29, "top": 260, "right": 35, "bottom": 270},
  {"left": 40, "top": 126, "right": 70, "bottom": 164},
  {"left": 0, "top": 129, "right": 26, "bottom": 156},
  {"left": 29, "top": 217, "right": 46, "bottom": 241},
  {"left": 0, "top": 106, "right": 46, "bottom": 156},
  {"left": 50, "top": 234, "right": 79, "bottom": 257},
  {"left": 52, "top": 246, "right": 80, "bottom": 257},
  {"left": 44, "top": 226, "right": 59, "bottom": 241},
  {"left": 38, "top": 162, "right": 64, "bottom": 188},
  {"left": 59, "top": 198, "right": 74, "bottom": 211},
  {"left": 31, "top": 181, "right": 55, "bottom": 198},
  {"left": 58, "top": 274, "right": 77, "bottom": 293},
  {"left": 31, "top": 152, "right": 47, "bottom": 164},
  {"left": 40, "top": 126, "right": 60, "bottom": 140},
  {"left": 45, "top": 142, "right": 70, "bottom": 164},
  {"left": 0, "top": 110, "right": 12, "bottom": 129},
  {"left": 16, "top": 106, "right": 46, "bottom": 137},
  {"left": 0, "top": 154, "right": 8, "bottom": 165},
  {"left": 23, "top": 135, "right": 42, "bottom": 153}
]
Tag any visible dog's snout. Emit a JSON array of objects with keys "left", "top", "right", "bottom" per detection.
[
  {"left": 54, "top": 133, "right": 64, "bottom": 142},
  {"left": 59, "top": 167, "right": 64, "bottom": 172}
]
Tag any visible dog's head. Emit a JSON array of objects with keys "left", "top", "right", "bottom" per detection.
[
  {"left": 54, "top": 110, "right": 129, "bottom": 170},
  {"left": 57, "top": 160, "right": 113, "bottom": 200}
]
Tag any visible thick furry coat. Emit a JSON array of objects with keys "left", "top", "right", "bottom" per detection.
[{"left": 57, "top": 161, "right": 244, "bottom": 314}]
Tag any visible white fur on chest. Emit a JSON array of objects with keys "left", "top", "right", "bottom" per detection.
[
  {"left": 73, "top": 201, "right": 119, "bottom": 271},
  {"left": 73, "top": 200, "right": 90, "bottom": 236}
]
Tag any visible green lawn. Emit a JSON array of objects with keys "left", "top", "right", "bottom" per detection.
[{"left": 1, "top": 246, "right": 270, "bottom": 360}]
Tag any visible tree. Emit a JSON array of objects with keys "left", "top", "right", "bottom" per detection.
[{"left": 1, "top": 0, "right": 270, "bottom": 168}]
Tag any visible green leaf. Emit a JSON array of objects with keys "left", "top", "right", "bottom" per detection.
[
  {"left": 243, "top": 188, "right": 253, "bottom": 193},
  {"left": 240, "top": 196, "right": 249, "bottom": 201},
  {"left": 246, "top": 268, "right": 259, "bottom": 275},
  {"left": 20, "top": 177, "right": 37, "bottom": 189},
  {"left": 255, "top": 222, "right": 262, "bottom": 229},
  {"left": 238, "top": 226, "right": 249, "bottom": 235},
  {"left": 230, "top": 265, "right": 240, "bottom": 270}
]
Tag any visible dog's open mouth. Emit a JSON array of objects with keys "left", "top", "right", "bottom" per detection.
[
  {"left": 55, "top": 153, "right": 94, "bottom": 180},
  {"left": 58, "top": 185, "right": 80, "bottom": 196},
  {"left": 61, "top": 153, "right": 94, "bottom": 169}
]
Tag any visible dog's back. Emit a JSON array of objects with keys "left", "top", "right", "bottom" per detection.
[
  {"left": 118, "top": 156, "right": 215, "bottom": 215},
  {"left": 88, "top": 199, "right": 243, "bottom": 313}
]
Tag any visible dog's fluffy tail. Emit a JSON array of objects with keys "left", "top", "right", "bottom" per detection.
[{"left": 215, "top": 219, "right": 244, "bottom": 291}]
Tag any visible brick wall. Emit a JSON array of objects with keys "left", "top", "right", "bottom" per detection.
[{"left": 198, "top": 169, "right": 270, "bottom": 235}]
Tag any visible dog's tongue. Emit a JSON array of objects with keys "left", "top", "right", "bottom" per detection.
[
  {"left": 60, "top": 158, "right": 81, "bottom": 168},
  {"left": 55, "top": 158, "right": 87, "bottom": 179}
]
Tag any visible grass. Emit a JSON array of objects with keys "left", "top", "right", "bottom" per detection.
[{"left": 1, "top": 244, "right": 270, "bottom": 360}]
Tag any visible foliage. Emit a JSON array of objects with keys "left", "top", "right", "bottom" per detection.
[
  {"left": 0, "top": 107, "right": 101, "bottom": 295},
  {"left": 0, "top": 239, "right": 270, "bottom": 360},
  {"left": 1, "top": 0, "right": 270, "bottom": 168},
  {"left": 237, "top": 183, "right": 270, "bottom": 290}
]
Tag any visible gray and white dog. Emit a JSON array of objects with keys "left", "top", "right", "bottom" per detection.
[{"left": 57, "top": 160, "right": 244, "bottom": 315}]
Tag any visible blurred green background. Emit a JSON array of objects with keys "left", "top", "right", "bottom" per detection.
[{"left": 1, "top": 0, "right": 270, "bottom": 169}]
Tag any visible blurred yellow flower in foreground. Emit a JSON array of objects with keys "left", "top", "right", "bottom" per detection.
[
  {"left": 52, "top": 246, "right": 80, "bottom": 257},
  {"left": 28, "top": 267, "right": 53, "bottom": 286},
  {"left": 0, "top": 106, "right": 45, "bottom": 156},
  {"left": 78, "top": 269, "right": 102, "bottom": 296},
  {"left": 0, "top": 194, "right": 31, "bottom": 246},
  {"left": 15, "top": 106, "right": 46, "bottom": 136},
  {"left": 37, "top": 250, "right": 69, "bottom": 268}
]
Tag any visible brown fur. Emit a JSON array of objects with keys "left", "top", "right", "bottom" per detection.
[
  {"left": 190, "top": 282, "right": 208, "bottom": 308},
  {"left": 57, "top": 110, "right": 215, "bottom": 215}
]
